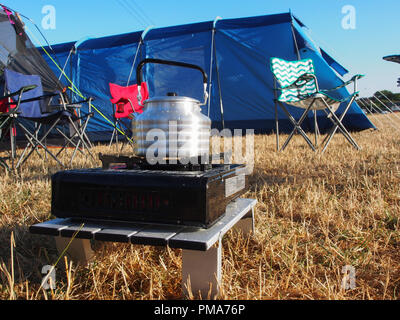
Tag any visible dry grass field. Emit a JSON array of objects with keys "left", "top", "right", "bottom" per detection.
[{"left": 1, "top": 113, "right": 400, "bottom": 300}]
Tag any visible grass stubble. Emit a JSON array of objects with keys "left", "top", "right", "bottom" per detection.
[{"left": 0, "top": 113, "right": 400, "bottom": 300}]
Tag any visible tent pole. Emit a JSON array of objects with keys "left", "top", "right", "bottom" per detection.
[
  {"left": 368, "top": 97, "right": 386, "bottom": 114},
  {"left": 363, "top": 98, "right": 383, "bottom": 115},
  {"left": 127, "top": 26, "right": 153, "bottom": 86},
  {"left": 365, "top": 97, "right": 400, "bottom": 130},
  {"left": 207, "top": 17, "right": 221, "bottom": 118},
  {"left": 207, "top": 28, "right": 215, "bottom": 118},
  {"left": 291, "top": 18, "right": 322, "bottom": 145},
  {"left": 58, "top": 47, "right": 74, "bottom": 82},
  {"left": 359, "top": 98, "right": 380, "bottom": 128},
  {"left": 126, "top": 38, "right": 143, "bottom": 86},
  {"left": 357, "top": 98, "right": 370, "bottom": 113},
  {"left": 374, "top": 94, "right": 400, "bottom": 123},
  {"left": 290, "top": 22, "right": 301, "bottom": 60},
  {"left": 372, "top": 96, "right": 400, "bottom": 129},
  {"left": 69, "top": 47, "right": 74, "bottom": 102},
  {"left": 213, "top": 33, "right": 225, "bottom": 130},
  {"left": 378, "top": 90, "right": 397, "bottom": 107},
  {"left": 361, "top": 99, "right": 375, "bottom": 115}
]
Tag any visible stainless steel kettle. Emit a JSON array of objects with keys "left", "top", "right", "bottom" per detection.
[{"left": 132, "top": 58, "right": 211, "bottom": 161}]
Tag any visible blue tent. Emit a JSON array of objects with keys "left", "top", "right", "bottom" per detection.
[{"left": 41, "top": 12, "right": 374, "bottom": 141}]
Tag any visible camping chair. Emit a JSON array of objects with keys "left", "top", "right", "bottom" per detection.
[
  {"left": 4, "top": 68, "right": 95, "bottom": 169},
  {"left": 0, "top": 84, "right": 37, "bottom": 170},
  {"left": 270, "top": 57, "right": 363, "bottom": 152},
  {"left": 108, "top": 82, "right": 148, "bottom": 151}
]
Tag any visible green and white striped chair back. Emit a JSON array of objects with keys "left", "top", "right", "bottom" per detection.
[{"left": 271, "top": 57, "right": 317, "bottom": 103}]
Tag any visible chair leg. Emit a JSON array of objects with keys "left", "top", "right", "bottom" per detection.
[
  {"left": 67, "top": 117, "right": 95, "bottom": 163},
  {"left": 322, "top": 113, "right": 358, "bottom": 150},
  {"left": 320, "top": 97, "right": 360, "bottom": 152},
  {"left": 15, "top": 121, "right": 65, "bottom": 169},
  {"left": 53, "top": 113, "right": 94, "bottom": 166},
  {"left": 81, "top": 115, "right": 94, "bottom": 149},
  {"left": 55, "top": 127, "right": 87, "bottom": 167},
  {"left": 274, "top": 100, "right": 279, "bottom": 152},
  {"left": 9, "top": 123, "right": 16, "bottom": 168},
  {"left": 322, "top": 113, "right": 360, "bottom": 152},
  {"left": 109, "top": 118, "right": 121, "bottom": 151},
  {"left": 109, "top": 128, "right": 116, "bottom": 148},
  {"left": 314, "top": 110, "right": 318, "bottom": 147},
  {"left": 182, "top": 238, "right": 222, "bottom": 299},
  {"left": 278, "top": 102, "right": 317, "bottom": 152}
]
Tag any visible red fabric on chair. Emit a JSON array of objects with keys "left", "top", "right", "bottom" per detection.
[
  {"left": 0, "top": 97, "right": 17, "bottom": 113},
  {"left": 109, "top": 82, "right": 149, "bottom": 119},
  {"left": 0, "top": 98, "right": 7, "bottom": 113}
]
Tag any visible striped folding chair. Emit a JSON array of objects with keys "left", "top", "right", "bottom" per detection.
[{"left": 270, "top": 57, "right": 363, "bottom": 152}]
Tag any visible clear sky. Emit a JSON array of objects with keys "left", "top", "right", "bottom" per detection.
[{"left": 2, "top": 0, "right": 400, "bottom": 97}]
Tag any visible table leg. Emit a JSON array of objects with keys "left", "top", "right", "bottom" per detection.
[
  {"left": 54, "top": 236, "right": 95, "bottom": 265},
  {"left": 181, "top": 238, "right": 222, "bottom": 299},
  {"left": 233, "top": 207, "right": 255, "bottom": 235}
]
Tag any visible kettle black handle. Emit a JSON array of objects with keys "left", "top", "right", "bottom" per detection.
[{"left": 136, "top": 58, "right": 208, "bottom": 105}]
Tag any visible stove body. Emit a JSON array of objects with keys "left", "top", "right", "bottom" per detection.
[{"left": 51, "top": 160, "right": 248, "bottom": 228}]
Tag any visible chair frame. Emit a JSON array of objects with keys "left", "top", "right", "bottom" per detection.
[
  {"left": 4, "top": 70, "right": 95, "bottom": 169},
  {"left": 0, "top": 85, "right": 37, "bottom": 170},
  {"left": 109, "top": 98, "right": 135, "bottom": 152},
  {"left": 271, "top": 57, "right": 363, "bottom": 153},
  {"left": 14, "top": 93, "right": 95, "bottom": 168},
  {"left": 108, "top": 82, "right": 148, "bottom": 153}
]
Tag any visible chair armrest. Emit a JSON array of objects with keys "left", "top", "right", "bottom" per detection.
[
  {"left": 67, "top": 97, "right": 95, "bottom": 107},
  {"left": 2, "top": 85, "right": 39, "bottom": 114},
  {"left": 351, "top": 74, "right": 364, "bottom": 81},
  {"left": 2, "top": 85, "right": 38, "bottom": 100},
  {"left": 66, "top": 97, "right": 95, "bottom": 114},
  {"left": 18, "top": 92, "right": 59, "bottom": 104},
  {"left": 321, "top": 74, "right": 365, "bottom": 93}
]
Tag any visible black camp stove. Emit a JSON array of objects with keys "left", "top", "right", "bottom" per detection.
[{"left": 51, "top": 154, "right": 249, "bottom": 228}]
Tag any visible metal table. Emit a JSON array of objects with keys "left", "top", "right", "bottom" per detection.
[{"left": 30, "top": 198, "right": 257, "bottom": 298}]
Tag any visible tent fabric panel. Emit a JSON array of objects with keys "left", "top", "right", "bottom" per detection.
[
  {"left": 216, "top": 12, "right": 292, "bottom": 30},
  {"left": 146, "top": 21, "right": 213, "bottom": 41},
  {"left": 320, "top": 48, "right": 349, "bottom": 77},
  {"left": 212, "top": 22, "right": 298, "bottom": 123},
  {"left": 78, "top": 31, "right": 142, "bottom": 50},
  {"left": 143, "top": 30, "right": 213, "bottom": 102},
  {"left": 75, "top": 41, "right": 143, "bottom": 134},
  {"left": 42, "top": 41, "right": 76, "bottom": 54}
]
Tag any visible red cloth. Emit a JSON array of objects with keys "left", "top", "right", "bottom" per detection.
[
  {"left": 0, "top": 98, "right": 12, "bottom": 113},
  {"left": 0, "top": 98, "right": 16, "bottom": 136},
  {"left": 109, "top": 82, "right": 149, "bottom": 119}
]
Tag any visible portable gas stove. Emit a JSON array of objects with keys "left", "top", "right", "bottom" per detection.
[{"left": 51, "top": 153, "right": 249, "bottom": 228}]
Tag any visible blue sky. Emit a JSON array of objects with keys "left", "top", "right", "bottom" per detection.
[{"left": 2, "top": 0, "right": 400, "bottom": 97}]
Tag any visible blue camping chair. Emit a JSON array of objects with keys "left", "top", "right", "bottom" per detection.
[
  {"left": 270, "top": 57, "right": 363, "bottom": 152},
  {"left": 4, "top": 69, "right": 94, "bottom": 169}
]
